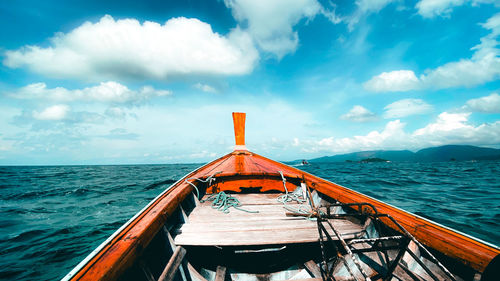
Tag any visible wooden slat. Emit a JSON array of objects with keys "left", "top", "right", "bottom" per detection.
[
  {"left": 200, "top": 194, "right": 298, "bottom": 206},
  {"left": 176, "top": 193, "right": 363, "bottom": 246},
  {"left": 192, "top": 204, "right": 290, "bottom": 214},
  {"left": 163, "top": 227, "right": 188, "bottom": 281},
  {"left": 187, "top": 204, "right": 306, "bottom": 222},
  {"left": 187, "top": 263, "right": 208, "bottom": 281},
  {"left": 158, "top": 246, "right": 187, "bottom": 281},
  {"left": 215, "top": 266, "right": 226, "bottom": 281},
  {"left": 179, "top": 219, "right": 354, "bottom": 233},
  {"left": 303, "top": 260, "right": 322, "bottom": 278},
  {"left": 175, "top": 224, "right": 363, "bottom": 246}
]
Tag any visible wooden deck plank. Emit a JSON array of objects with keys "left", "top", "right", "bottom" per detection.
[
  {"left": 200, "top": 193, "right": 299, "bottom": 206},
  {"left": 174, "top": 225, "right": 363, "bottom": 246},
  {"left": 158, "top": 246, "right": 186, "bottom": 281},
  {"left": 175, "top": 194, "right": 364, "bottom": 246},
  {"left": 188, "top": 204, "right": 306, "bottom": 221},
  {"left": 214, "top": 266, "right": 226, "bottom": 281},
  {"left": 179, "top": 219, "right": 355, "bottom": 233}
]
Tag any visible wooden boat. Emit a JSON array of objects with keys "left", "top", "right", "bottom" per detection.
[{"left": 63, "top": 113, "right": 499, "bottom": 281}]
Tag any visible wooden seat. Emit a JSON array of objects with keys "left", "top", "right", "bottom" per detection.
[{"left": 174, "top": 194, "right": 364, "bottom": 246}]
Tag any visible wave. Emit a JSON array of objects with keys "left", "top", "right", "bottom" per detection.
[
  {"left": 144, "top": 178, "right": 177, "bottom": 190},
  {"left": 0, "top": 161, "right": 498, "bottom": 281}
]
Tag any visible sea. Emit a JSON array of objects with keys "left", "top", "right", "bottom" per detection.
[{"left": 0, "top": 161, "right": 499, "bottom": 281}]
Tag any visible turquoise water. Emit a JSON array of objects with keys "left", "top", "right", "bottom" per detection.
[{"left": 0, "top": 161, "right": 498, "bottom": 280}]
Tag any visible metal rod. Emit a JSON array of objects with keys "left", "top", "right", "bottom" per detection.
[
  {"left": 324, "top": 220, "right": 371, "bottom": 281},
  {"left": 384, "top": 240, "right": 409, "bottom": 281},
  {"left": 406, "top": 248, "right": 441, "bottom": 281},
  {"left": 327, "top": 202, "right": 379, "bottom": 215},
  {"left": 375, "top": 214, "right": 457, "bottom": 281},
  {"left": 348, "top": 236, "right": 404, "bottom": 245},
  {"left": 316, "top": 218, "right": 330, "bottom": 281}
]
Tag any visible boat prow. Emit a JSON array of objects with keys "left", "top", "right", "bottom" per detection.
[{"left": 63, "top": 113, "right": 499, "bottom": 281}]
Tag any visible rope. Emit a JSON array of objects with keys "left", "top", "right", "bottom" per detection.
[
  {"left": 201, "top": 191, "right": 259, "bottom": 214},
  {"left": 276, "top": 171, "right": 316, "bottom": 218},
  {"left": 184, "top": 171, "right": 222, "bottom": 199},
  {"left": 276, "top": 171, "right": 306, "bottom": 205}
]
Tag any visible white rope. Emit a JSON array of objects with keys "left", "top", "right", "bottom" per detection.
[
  {"left": 185, "top": 171, "right": 222, "bottom": 199},
  {"left": 276, "top": 171, "right": 316, "bottom": 217}
]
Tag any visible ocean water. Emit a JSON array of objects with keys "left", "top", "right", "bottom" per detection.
[{"left": 0, "top": 161, "right": 499, "bottom": 280}]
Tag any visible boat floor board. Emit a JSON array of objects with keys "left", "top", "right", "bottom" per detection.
[
  {"left": 175, "top": 194, "right": 364, "bottom": 246},
  {"left": 199, "top": 193, "right": 299, "bottom": 206}
]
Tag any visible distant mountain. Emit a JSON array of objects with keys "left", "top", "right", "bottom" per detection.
[
  {"left": 310, "top": 150, "right": 415, "bottom": 162},
  {"left": 415, "top": 145, "right": 500, "bottom": 162},
  {"left": 309, "top": 145, "right": 500, "bottom": 163}
]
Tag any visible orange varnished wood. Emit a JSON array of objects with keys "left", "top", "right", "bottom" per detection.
[
  {"left": 236, "top": 152, "right": 499, "bottom": 272},
  {"left": 232, "top": 112, "right": 245, "bottom": 146},
  {"left": 198, "top": 151, "right": 298, "bottom": 179},
  {"left": 73, "top": 182, "right": 193, "bottom": 281},
  {"left": 210, "top": 178, "right": 298, "bottom": 193},
  {"left": 69, "top": 153, "right": 236, "bottom": 281},
  {"left": 70, "top": 150, "right": 498, "bottom": 280}
]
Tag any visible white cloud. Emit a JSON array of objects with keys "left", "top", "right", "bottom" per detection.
[
  {"left": 416, "top": 0, "right": 467, "bottom": 18},
  {"left": 411, "top": 112, "right": 500, "bottom": 146},
  {"left": 363, "top": 70, "right": 420, "bottom": 92},
  {"left": 33, "top": 105, "right": 70, "bottom": 121},
  {"left": 315, "top": 120, "right": 407, "bottom": 152},
  {"left": 364, "top": 13, "right": 500, "bottom": 92},
  {"left": 105, "top": 107, "right": 137, "bottom": 119},
  {"left": 4, "top": 15, "right": 258, "bottom": 81},
  {"left": 341, "top": 105, "right": 378, "bottom": 122},
  {"left": 419, "top": 53, "right": 500, "bottom": 88},
  {"left": 414, "top": 112, "right": 470, "bottom": 135},
  {"left": 416, "top": 0, "right": 497, "bottom": 18},
  {"left": 348, "top": 0, "right": 397, "bottom": 30},
  {"left": 464, "top": 93, "right": 500, "bottom": 113},
  {"left": 313, "top": 112, "right": 500, "bottom": 153},
  {"left": 384, "top": 98, "right": 433, "bottom": 118},
  {"left": 223, "top": 0, "right": 339, "bottom": 58},
  {"left": 194, "top": 83, "right": 217, "bottom": 93},
  {"left": 13, "top": 81, "right": 170, "bottom": 104}
]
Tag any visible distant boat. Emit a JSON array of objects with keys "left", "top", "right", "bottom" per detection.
[
  {"left": 302, "top": 159, "right": 309, "bottom": 165},
  {"left": 63, "top": 113, "right": 499, "bottom": 281}
]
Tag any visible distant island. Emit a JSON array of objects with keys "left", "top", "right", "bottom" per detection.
[
  {"left": 346, "top": 158, "right": 389, "bottom": 163},
  {"left": 309, "top": 145, "right": 500, "bottom": 163}
]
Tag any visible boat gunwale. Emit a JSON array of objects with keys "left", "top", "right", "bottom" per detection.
[
  {"left": 251, "top": 152, "right": 500, "bottom": 272},
  {"left": 271, "top": 155, "right": 500, "bottom": 250},
  {"left": 63, "top": 150, "right": 499, "bottom": 280},
  {"left": 61, "top": 153, "right": 232, "bottom": 281}
]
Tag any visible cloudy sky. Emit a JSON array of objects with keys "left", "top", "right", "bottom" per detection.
[{"left": 1, "top": 0, "right": 499, "bottom": 165}]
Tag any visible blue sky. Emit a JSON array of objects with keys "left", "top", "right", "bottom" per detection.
[{"left": 1, "top": 0, "right": 500, "bottom": 165}]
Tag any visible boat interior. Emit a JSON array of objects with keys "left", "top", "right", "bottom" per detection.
[
  {"left": 116, "top": 173, "right": 478, "bottom": 281},
  {"left": 67, "top": 113, "right": 498, "bottom": 281}
]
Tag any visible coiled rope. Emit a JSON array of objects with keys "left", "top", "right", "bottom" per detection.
[
  {"left": 276, "top": 171, "right": 314, "bottom": 217},
  {"left": 201, "top": 191, "right": 259, "bottom": 214}
]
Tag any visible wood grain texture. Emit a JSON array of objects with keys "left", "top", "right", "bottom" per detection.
[
  {"left": 158, "top": 246, "right": 186, "bottom": 281},
  {"left": 68, "top": 146, "right": 499, "bottom": 280},
  {"left": 175, "top": 195, "right": 363, "bottom": 246},
  {"left": 232, "top": 112, "right": 245, "bottom": 146}
]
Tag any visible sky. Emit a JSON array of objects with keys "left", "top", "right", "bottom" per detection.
[{"left": 1, "top": 0, "right": 500, "bottom": 165}]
